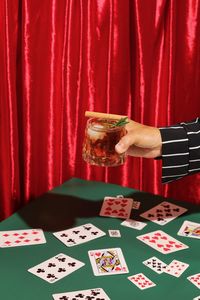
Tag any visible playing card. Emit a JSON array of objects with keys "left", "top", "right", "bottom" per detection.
[
  {"left": 137, "top": 230, "right": 189, "bottom": 254},
  {"left": 143, "top": 256, "right": 167, "bottom": 274},
  {"left": 99, "top": 196, "right": 133, "bottom": 219},
  {"left": 140, "top": 201, "right": 187, "bottom": 225},
  {"left": 187, "top": 273, "right": 200, "bottom": 289},
  {"left": 28, "top": 253, "right": 85, "bottom": 283},
  {"left": 132, "top": 200, "right": 141, "bottom": 210},
  {"left": 0, "top": 229, "right": 46, "bottom": 248},
  {"left": 128, "top": 273, "right": 156, "bottom": 290},
  {"left": 164, "top": 259, "right": 189, "bottom": 277},
  {"left": 121, "top": 219, "right": 147, "bottom": 230},
  {"left": 52, "top": 288, "right": 111, "bottom": 300},
  {"left": 88, "top": 247, "right": 129, "bottom": 276},
  {"left": 108, "top": 230, "right": 121, "bottom": 237},
  {"left": 177, "top": 220, "right": 200, "bottom": 239},
  {"left": 53, "top": 223, "right": 106, "bottom": 247},
  {"left": 193, "top": 296, "right": 200, "bottom": 300}
]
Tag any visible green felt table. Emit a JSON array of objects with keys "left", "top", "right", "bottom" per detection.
[{"left": 0, "top": 177, "right": 200, "bottom": 300}]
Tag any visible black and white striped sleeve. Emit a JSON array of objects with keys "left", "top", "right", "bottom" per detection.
[{"left": 159, "top": 117, "right": 200, "bottom": 184}]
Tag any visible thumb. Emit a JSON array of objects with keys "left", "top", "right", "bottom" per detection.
[{"left": 115, "top": 134, "right": 134, "bottom": 154}]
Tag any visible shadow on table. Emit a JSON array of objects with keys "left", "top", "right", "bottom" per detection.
[
  {"left": 18, "top": 193, "right": 102, "bottom": 232},
  {"left": 18, "top": 190, "right": 200, "bottom": 232}
]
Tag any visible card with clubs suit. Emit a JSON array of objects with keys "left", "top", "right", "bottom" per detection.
[
  {"left": 88, "top": 247, "right": 129, "bottom": 276},
  {"left": 99, "top": 196, "right": 133, "bottom": 219},
  {"left": 137, "top": 230, "right": 189, "bottom": 254},
  {"left": 140, "top": 201, "right": 187, "bottom": 225},
  {"left": 143, "top": 256, "right": 167, "bottom": 274},
  {"left": 0, "top": 228, "right": 46, "bottom": 248},
  {"left": 52, "top": 288, "right": 111, "bottom": 300},
  {"left": 53, "top": 223, "right": 106, "bottom": 247},
  {"left": 28, "top": 253, "right": 85, "bottom": 283}
]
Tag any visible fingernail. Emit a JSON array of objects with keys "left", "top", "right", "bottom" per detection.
[{"left": 115, "top": 143, "right": 124, "bottom": 153}]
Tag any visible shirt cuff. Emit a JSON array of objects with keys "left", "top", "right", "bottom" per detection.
[{"left": 159, "top": 125, "right": 189, "bottom": 183}]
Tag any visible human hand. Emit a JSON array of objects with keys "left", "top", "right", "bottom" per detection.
[{"left": 115, "top": 120, "right": 162, "bottom": 158}]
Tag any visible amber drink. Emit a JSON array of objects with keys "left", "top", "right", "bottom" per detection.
[{"left": 82, "top": 118, "right": 127, "bottom": 167}]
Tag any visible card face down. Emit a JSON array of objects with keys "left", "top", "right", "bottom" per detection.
[
  {"left": 53, "top": 288, "right": 111, "bottom": 300},
  {"left": 137, "top": 230, "right": 189, "bottom": 254},
  {"left": 0, "top": 229, "right": 46, "bottom": 248},
  {"left": 28, "top": 253, "right": 85, "bottom": 283},
  {"left": 99, "top": 197, "right": 133, "bottom": 219},
  {"left": 140, "top": 201, "right": 188, "bottom": 225},
  {"left": 88, "top": 248, "right": 129, "bottom": 276},
  {"left": 53, "top": 223, "right": 106, "bottom": 247}
]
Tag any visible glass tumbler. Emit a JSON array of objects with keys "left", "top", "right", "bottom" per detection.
[{"left": 82, "top": 118, "right": 127, "bottom": 167}]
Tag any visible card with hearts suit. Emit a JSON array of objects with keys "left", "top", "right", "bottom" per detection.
[
  {"left": 137, "top": 230, "right": 189, "bottom": 254},
  {"left": 88, "top": 248, "right": 129, "bottom": 276},
  {"left": 99, "top": 197, "right": 133, "bottom": 219}
]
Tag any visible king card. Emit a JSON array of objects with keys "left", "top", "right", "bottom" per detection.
[{"left": 88, "top": 247, "right": 129, "bottom": 276}]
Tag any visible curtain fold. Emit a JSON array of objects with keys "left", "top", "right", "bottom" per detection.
[{"left": 1, "top": 0, "right": 200, "bottom": 221}]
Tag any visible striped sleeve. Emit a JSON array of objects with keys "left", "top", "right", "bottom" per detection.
[{"left": 159, "top": 117, "right": 200, "bottom": 184}]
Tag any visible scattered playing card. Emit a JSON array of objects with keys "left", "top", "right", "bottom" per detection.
[
  {"left": 137, "top": 230, "right": 189, "bottom": 254},
  {"left": 164, "top": 259, "right": 189, "bottom": 277},
  {"left": 140, "top": 201, "right": 187, "bottom": 225},
  {"left": 193, "top": 296, "right": 200, "bottom": 300},
  {"left": 132, "top": 200, "right": 141, "bottom": 210},
  {"left": 188, "top": 273, "right": 200, "bottom": 289},
  {"left": 0, "top": 229, "right": 46, "bottom": 248},
  {"left": 99, "top": 196, "right": 133, "bottom": 219},
  {"left": 177, "top": 220, "right": 200, "bottom": 239},
  {"left": 88, "top": 247, "right": 129, "bottom": 276},
  {"left": 128, "top": 273, "right": 156, "bottom": 290},
  {"left": 53, "top": 288, "right": 111, "bottom": 300},
  {"left": 53, "top": 223, "right": 106, "bottom": 247},
  {"left": 143, "top": 256, "right": 167, "bottom": 274},
  {"left": 108, "top": 229, "right": 121, "bottom": 237},
  {"left": 121, "top": 219, "right": 147, "bottom": 230},
  {"left": 28, "top": 253, "right": 85, "bottom": 283}
]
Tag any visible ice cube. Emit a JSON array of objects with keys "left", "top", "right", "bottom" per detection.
[{"left": 87, "top": 127, "right": 106, "bottom": 140}]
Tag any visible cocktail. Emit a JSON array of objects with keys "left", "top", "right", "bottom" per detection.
[{"left": 82, "top": 113, "right": 128, "bottom": 167}]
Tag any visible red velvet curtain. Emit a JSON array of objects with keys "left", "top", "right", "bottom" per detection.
[{"left": 1, "top": 0, "right": 200, "bottom": 221}]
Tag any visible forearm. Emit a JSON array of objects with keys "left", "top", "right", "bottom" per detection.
[{"left": 160, "top": 118, "right": 200, "bottom": 183}]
